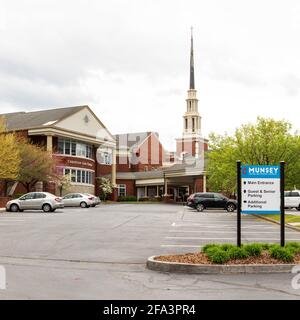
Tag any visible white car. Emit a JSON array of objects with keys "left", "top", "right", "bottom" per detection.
[
  {"left": 83, "top": 194, "right": 101, "bottom": 207},
  {"left": 62, "top": 193, "right": 94, "bottom": 208},
  {"left": 6, "top": 192, "right": 64, "bottom": 213},
  {"left": 285, "top": 190, "right": 300, "bottom": 211}
]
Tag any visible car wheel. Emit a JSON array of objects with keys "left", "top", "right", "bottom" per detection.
[
  {"left": 226, "top": 203, "right": 236, "bottom": 212},
  {"left": 297, "top": 206, "right": 300, "bottom": 211},
  {"left": 196, "top": 203, "right": 205, "bottom": 212},
  {"left": 80, "top": 202, "right": 88, "bottom": 208},
  {"left": 42, "top": 204, "right": 52, "bottom": 213},
  {"left": 10, "top": 204, "right": 20, "bottom": 212}
]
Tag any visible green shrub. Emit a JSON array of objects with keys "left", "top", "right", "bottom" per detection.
[
  {"left": 206, "top": 247, "right": 230, "bottom": 264},
  {"left": 220, "top": 243, "right": 235, "bottom": 251},
  {"left": 260, "top": 243, "right": 271, "bottom": 250},
  {"left": 117, "top": 196, "right": 137, "bottom": 202},
  {"left": 286, "top": 242, "right": 300, "bottom": 254},
  {"left": 138, "top": 197, "right": 150, "bottom": 202},
  {"left": 269, "top": 245, "right": 294, "bottom": 262},
  {"left": 228, "top": 247, "right": 249, "bottom": 260},
  {"left": 244, "top": 243, "right": 263, "bottom": 257},
  {"left": 202, "top": 244, "right": 219, "bottom": 253}
]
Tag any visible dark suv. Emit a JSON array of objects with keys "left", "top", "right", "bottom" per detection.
[{"left": 187, "top": 192, "right": 237, "bottom": 212}]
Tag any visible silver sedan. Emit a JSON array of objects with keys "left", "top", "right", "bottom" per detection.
[
  {"left": 6, "top": 192, "right": 64, "bottom": 213},
  {"left": 62, "top": 193, "right": 94, "bottom": 208}
]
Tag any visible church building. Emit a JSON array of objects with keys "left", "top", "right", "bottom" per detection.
[{"left": 0, "top": 31, "right": 208, "bottom": 202}]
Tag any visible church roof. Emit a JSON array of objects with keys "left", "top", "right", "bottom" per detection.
[{"left": 0, "top": 105, "right": 86, "bottom": 131}]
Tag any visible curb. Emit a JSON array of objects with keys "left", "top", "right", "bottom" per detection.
[
  {"left": 146, "top": 256, "right": 296, "bottom": 274},
  {"left": 255, "top": 214, "right": 300, "bottom": 233}
]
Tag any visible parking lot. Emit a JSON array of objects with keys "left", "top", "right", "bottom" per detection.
[{"left": 0, "top": 203, "right": 300, "bottom": 299}]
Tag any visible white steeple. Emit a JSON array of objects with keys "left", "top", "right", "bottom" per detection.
[{"left": 182, "top": 27, "right": 201, "bottom": 138}]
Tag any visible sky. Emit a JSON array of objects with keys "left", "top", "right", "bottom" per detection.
[{"left": 0, "top": 0, "right": 299, "bottom": 150}]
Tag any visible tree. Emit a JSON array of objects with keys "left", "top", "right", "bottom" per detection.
[
  {"left": 17, "top": 139, "right": 58, "bottom": 192},
  {"left": 57, "top": 171, "right": 76, "bottom": 197},
  {"left": 0, "top": 117, "right": 20, "bottom": 181},
  {"left": 207, "top": 117, "right": 300, "bottom": 194},
  {"left": 99, "top": 177, "right": 114, "bottom": 201}
]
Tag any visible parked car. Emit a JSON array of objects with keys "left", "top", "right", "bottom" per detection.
[
  {"left": 62, "top": 193, "right": 94, "bottom": 208},
  {"left": 285, "top": 190, "right": 300, "bottom": 210},
  {"left": 83, "top": 194, "right": 101, "bottom": 207},
  {"left": 6, "top": 192, "right": 64, "bottom": 213},
  {"left": 187, "top": 192, "right": 237, "bottom": 212}
]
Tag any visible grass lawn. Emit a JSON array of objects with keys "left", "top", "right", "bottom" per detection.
[{"left": 260, "top": 214, "right": 300, "bottom": 225}]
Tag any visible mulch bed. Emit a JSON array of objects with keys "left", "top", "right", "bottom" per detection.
[{"left": 154, "top": 252, "right": 300, "bottom": 265}]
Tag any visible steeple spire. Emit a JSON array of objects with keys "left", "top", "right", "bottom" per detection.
[{"left": 189, "top": 26, "right": 195, "bottom": 89}]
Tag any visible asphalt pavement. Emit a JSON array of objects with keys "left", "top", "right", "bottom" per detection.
[{"left": 0, "top": 203, "right": 299, "bottom": 299}]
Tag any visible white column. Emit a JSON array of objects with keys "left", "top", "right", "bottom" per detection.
[
  {"left": 111, "top": 148, "right": 116, "bottom": 186},
  {"left": 156, "top": 185, "right": 159, "bottom": 197},
  {"left": 164, "top": 179, "right": 168, "bottom": 196},
  {"left": 203, "top": 175, "right": 207, "bottom": 192},
  {"left": 47, "top": 135, "right": 53, "bottom": 153}
]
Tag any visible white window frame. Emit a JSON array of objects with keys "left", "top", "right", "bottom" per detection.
[
  {"left": 64, "top": 168, "right": 94, "bottom": 185},
  {"left": 57, "top": 138, "right": 93, "bottom": 160},
  {"left": 118, "top": 184, "right": 126, "bottom": 197}
]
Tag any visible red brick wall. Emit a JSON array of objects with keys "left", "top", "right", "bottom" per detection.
[
  {"left": 194, "top": 177, "right": 204, "bottom": 193},
  {"left": 116, "top": 179, "right": 135, "bottom": 197},
  {"left": 0, "top": 197, "right": 11, "bottom": 208},
  {"left": 117, "top": 133, "right": 164, "bottom": 173}
]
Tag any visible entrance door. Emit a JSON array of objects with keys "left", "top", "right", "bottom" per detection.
[
  {"left": 137, "top": 187, "right": 145, "bottom": 200},
  {"left": 148, "top": 187, "right": 156, "bottom": 199}
]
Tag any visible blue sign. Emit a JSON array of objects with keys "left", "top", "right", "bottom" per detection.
[
  {"left": 241, "top": 165, "right": 281, "bottom": 214},
  {"left": 241, "top": 165, "right": 280, "bottom": 179}
]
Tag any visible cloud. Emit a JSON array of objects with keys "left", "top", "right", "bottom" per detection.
[
  {"left": 0, "top": 0, "right": 299, "bottom": 150},
  {"left": 280, "top": 74, "right": 300, "bottom": 96}
]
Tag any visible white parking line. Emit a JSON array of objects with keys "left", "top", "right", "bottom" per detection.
[
  {"left": 161, "top": 244, "right": 202, "bottom": 248},
  {"left": 0, "top": 220, "right": 25, "bottom": 222},
  {"left": 168, "top": 230, "right": 297, "bottom": 234},
  {"left": 171, "top": 224, "right": 278, "bottom": 229},
  {"left": 165, "top": 236, "right": 300, "bottom": 241}
]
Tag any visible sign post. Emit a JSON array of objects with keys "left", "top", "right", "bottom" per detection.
[
  {"left": 237, "top": 163, "right": 284, "bottom": 246},
  {"left": 237, "top": 161, "right": 241, "bottom": 247},
  {"left": 280, "top": 161, "right": 285, "bottom": 247}
]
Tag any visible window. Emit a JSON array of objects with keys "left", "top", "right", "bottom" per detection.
[
  {"left": 291, "top": 192, "right": 300, "bottom": 197},
  {"left": 71, "top": 142, "right": 76, "bottom": 156},
  {"left": 65, "top": 141, "right": 70, "bottom": 155},
  {"left": 57, "top": 138, "right": 93, "bottom": 159},
  {"left": 185, "top": 118, "right": 188, "bottom": 130},
  {"left": 34, "top": 193, "right": 46, "bottom": 199},
  {"left": 64, "top": 168, "right": 94, "bottom": 185},
  {"left": 58, "top": 140, "right": 64, "bottom": 154},
  {"left": 20, "top": 193, "right": 35, "bottom": 200},
  {"left": 77, "top": 170, "right": 82, "bottom": 183},
  {"left": 118, "top": 184, "right": 126, "bottom": 197},
  {"left": 98, "top": 148, "right": 113, "bottom": 165},
  {"left": 71, "top": 170, "right": 76, "bottom": 182},
  {"left": 86, "top": 145, "right": 93, "bottom": 159},
  {"left": 192, "top": 118, "right": 195, "bottom": 132}
]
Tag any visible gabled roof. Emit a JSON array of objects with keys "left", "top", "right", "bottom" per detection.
[
  {"left": 114, "top": 131, "right": 159, "bottom": 150},
  {"left": 0, "top": 105, "right": 87, "bottom": 131}
]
